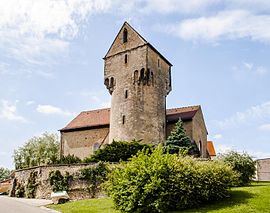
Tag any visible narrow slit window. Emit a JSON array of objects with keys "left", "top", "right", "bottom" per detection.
[
  {"left": 123, "top": 29, "right": 128, "bottom": 43},
  {"left": 158, "top": 59, "right": 160, "bottom": 67},
  {"left": 122, "top": 115, "right": 125, "bottom": 124},
  {"left": 125, "top": 90, "right": 128, "bottom": 99},
  {"left": 125, "top": 54, "right": 128, "bottom": 63}
]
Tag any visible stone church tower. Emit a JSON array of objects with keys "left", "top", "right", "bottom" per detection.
[{"left": 104, "top": 22, "right": 172, "bottom": 145}]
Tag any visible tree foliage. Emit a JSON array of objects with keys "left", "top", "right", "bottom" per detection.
[
  {"left": 84, "top": 140, "right": 153, "bottom": 163},
  {"left": 56, "top": 154, "right": 82, "bottom": 164},
  {"left": 218, "top": 151, "right": 256, "bottom": 186},
  {"left": 104, "top": 146, "right": 238, "bottom": 213},
  {"left": 0, "top": 167, "right": 11, "bottom": 181},
  {"left": 79, "top": 162, "right": 109, "bottom": 198},
  {"left": 164, "top": 119, "right": 199, "bottom": 156},
  {"left": 49, "top": 170, "right": 71, "bottom": 192},
  {"left": 13, "top": 132, "right": 60, "bottom": 169}
]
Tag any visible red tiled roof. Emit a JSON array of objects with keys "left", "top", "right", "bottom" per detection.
[
  {"left": 61, "top": 108, "right": 110, "bottom": 131},
  {"left": 207, "top": 141, "right": 216, "bottom": 156},
  {"left": 60, "top": 106, "right": 200, "bottom": 131}
]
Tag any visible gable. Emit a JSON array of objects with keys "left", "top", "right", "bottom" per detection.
[{"left": 104, "top": 22, "right": 147, "bottom": 58}]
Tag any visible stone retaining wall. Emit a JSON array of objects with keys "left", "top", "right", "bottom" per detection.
[{"left": 11, "top": 163, "right": 105, "bottom": 200}]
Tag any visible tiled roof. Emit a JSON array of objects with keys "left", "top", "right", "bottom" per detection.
[
  {"left": 207, "top": 141, "right": 216, "bottom": 157},
  {"left": 61, "top": 108, "right": 110, "bottom": 131},
  {"left": 166, "top": 106, "right": 200, "bottom": 123},
  {"left": 60, "top": 105, "right": 200, "bottom": 131}
]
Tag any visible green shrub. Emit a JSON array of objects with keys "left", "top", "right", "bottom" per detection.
[
  {"left": 79, "top": 162, "right": 109, "bottom": 198},
  {"left": 104, "top": 146, "right": 238, "bottom": 213},
  {"left": 84, "top": 140, "right": 153, "bottom": 163},
  {"left": 15, "top": 183, "right": 25, "bottom": 198},
  {"left": 57, "top": 154, "right": 82, "bottom": 164},
  {"left": 25, "top": 171, "right": 38, "bottom": 198},
  {"left": 164, "top": 119, "right": 199, "bottom": 156},
  {"left": 49, "top": 170, "right": 71, "bottom": 192},
  {"left": 218, "top": 151, "right": 256, "bottom": 186}
]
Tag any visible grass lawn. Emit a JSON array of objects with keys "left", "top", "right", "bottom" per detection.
[{"left": 48, "top": 182, "right": 270, "bottom": 213}]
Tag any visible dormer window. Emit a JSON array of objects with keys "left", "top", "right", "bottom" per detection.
[{"left": 123, "top": 29, "right": 128, "bottom": 43}]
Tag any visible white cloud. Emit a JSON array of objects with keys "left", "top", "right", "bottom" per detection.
[
  {"left": 138, "top": 0, "right": 219, "bottom": 14},
  {"left": 165, "top": 10, "right": 270, "bottom": 43},
  {"left": 26, "top": 101, "right": 35, "bottom": 106},
  {"left": 233, "top": 62, "right": 268, "bottom": 76},
  {"left": 36, "top": 104, "right": 74, "bottom": 116},
  {"left": 217, "top": 101, "right": 270, "bottom": 129},
  {"left": 216, "top": 144, "right": 233, "bottom": 154},
  {"left": 0, "top": 0, "right": 110, "bottom": 67},
  {"left": 0, "top": 100, "right": 27, "bottom": 122},
  {"left": 213, "top": 134, "right": 223, "bottom": 139},
  {"left": 258, "top": 124, "right": 270, "bottom": 131}
]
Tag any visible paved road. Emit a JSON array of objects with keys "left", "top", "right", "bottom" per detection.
[{"left": 0, "top": 196, "right": 58, "bottom": 213}]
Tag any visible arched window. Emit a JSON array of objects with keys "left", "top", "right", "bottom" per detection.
[
  {"left": 140, "top": 68, "right": 145, "bottom": 81},
  {"left": 92, "top": 143, "right": 100, "bottom": 153},
  {"left": 104, "top": 78, "right": 109, "bottom": 88},
  {"left": 110, "top": 77, "right": 114, "bottom": 87},
  {"left": 134, "top": 70, "right": 138, "bottom": 84},
  {"left": 123, "top": 29, "right": 128, "bottom": 43}
]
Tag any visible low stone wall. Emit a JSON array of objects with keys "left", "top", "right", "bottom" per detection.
[{"left": 11, "top": 163, "right": 106, "bottom": 200}]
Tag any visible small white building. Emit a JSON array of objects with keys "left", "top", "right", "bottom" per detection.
[{"left": 256, "top": 158, "right": 270, "bottom": 181}]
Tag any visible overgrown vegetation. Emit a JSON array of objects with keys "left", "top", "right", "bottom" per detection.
[
  {"left": 15, "top": 182, "right": 25, "bottom": 198},
  {"left": 218, "top": 151, "right": 256, "bottom": 186},
  {"left": 164, "top": 119, "right": 199, "bottom": 156},
  {"left": 56, "top": 154, "right": 82, "bottom": 164},
  {"left": 0, "top": 167, "right": 11, "bottom": 181},
  {"left": 13, "top": 132, "right": 59, "bottom": 169},
  {"left": 84, "top": 140, "right": 153, "bottom": 163},
  {"left": 49, "top": 170, "right": 71, "bottom": 192},
  {"left": 104, "top": 146, "right": 238, "bottom": 213},
  {"left": 25, "top": 171, "right": 38, "bottom": 198},
  {"left": 79, "top": 162, "right": 109, "bottom": 198}
]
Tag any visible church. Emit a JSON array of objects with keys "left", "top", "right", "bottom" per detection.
[{"left": 60, "top": 22, "right": 215, "bottom": 159}]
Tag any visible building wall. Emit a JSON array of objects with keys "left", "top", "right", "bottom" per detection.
[
  {"left": 165, "top": 111, "right": 208, "bottom": 158},
  {"left": 61, "top": 127, "right": 109, "bottom": 159},
  {"left": 104, "top": 25, "right": 171, "bottom": 145},
  {"left": 192, "top": 109, "right": 208, "bottom": 158},
  {"left": 256, "top": 159, "right": 270, "bottom": 181}
]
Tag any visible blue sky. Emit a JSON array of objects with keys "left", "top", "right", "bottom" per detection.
[{"left": 1, "top": 0, "right": 270, "bottom": 169}]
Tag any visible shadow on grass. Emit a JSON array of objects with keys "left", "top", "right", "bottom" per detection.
[{"left": 170, "top": 190, "right": 254, "bottom": 213}]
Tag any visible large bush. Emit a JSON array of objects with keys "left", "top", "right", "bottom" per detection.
[
  {"left": 219, "top": 151, "right": 256, "bottom": 186},
  {"left": 104, "top": 146, "right": 238, "bottom": 213},
  {"left": 84, "top": 140, "right": 153, "bottom": 163}
]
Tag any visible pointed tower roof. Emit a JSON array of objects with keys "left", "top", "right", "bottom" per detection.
[{"left": 104, "top": 22, "right": 172, "bottom": 66}]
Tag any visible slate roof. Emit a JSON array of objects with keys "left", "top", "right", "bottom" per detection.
[
  {"left": 207, "top": 141, "right": 216, "bottom": 157},
  {"left": 60, "top": 106, "right": 200, "bottom": 132}
]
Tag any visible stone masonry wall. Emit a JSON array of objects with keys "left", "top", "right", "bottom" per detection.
[
  {"left": 13, "top": 164, "right": 106, "bottom": 200},
  {"left": 61, "top": 127, "right": 109, "bottom": 159},
  {"left": 104, "top": 24, "right": 171, "bottom": 145},
  {"left": 256, "top": 159, "right": 270, "bottom": 181}
]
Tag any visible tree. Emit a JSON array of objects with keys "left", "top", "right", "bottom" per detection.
[
  {"left": 218, "top": 151, "right": 256, "bottom": 186},
  {"left": 0, "top": 167, "right": 11, "bottom": 181},
  {"left": 164, "top": 119, "right": 199, "bottom": 155},
  {"left": 13, "top": 132, "right": 60, "bottom": 169}
]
